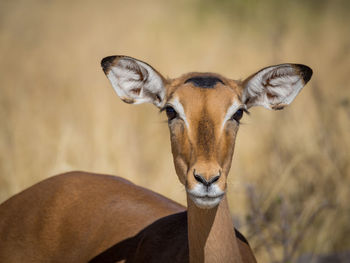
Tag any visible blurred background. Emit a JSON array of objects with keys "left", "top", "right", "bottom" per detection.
[{"left": 0, "top": 0, "right": 349, "bottom": 262}]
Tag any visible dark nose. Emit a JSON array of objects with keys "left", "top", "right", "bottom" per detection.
[{"left": 193, "top": 170, "right": 221, "bottom": 187}]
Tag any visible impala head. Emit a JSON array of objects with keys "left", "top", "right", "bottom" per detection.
[{"left": 101, "top": 56, "right": 312, "bottom": 209}]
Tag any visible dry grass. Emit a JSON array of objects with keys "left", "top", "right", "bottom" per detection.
[{"left": 0, "top": 0, "right": 349, "bottom": 261}]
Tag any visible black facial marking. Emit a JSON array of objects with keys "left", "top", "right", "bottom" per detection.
[{"left": 185, "top": 76, "right": 224, "bottom": 88}]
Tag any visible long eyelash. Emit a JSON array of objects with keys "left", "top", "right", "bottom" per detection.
[
  {"left": 243, "top": 108, "right": 250, "bottom": 115},
  {"left": 238, "top": 109, "right": 251, "bottom": 125}
]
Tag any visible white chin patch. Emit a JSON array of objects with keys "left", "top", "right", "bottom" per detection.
[
  {"left": 187, "top": 184, "right": 225, "bottom": 209},
  {"left": 189, "top": 194, "right": 224, "bottom": 209}
]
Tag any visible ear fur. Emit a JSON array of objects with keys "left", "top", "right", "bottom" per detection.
[
  {"left": 101, "top": 56, "right": 166, "bottom": 108},
  {"left": 242, "top": 64, "right": 313, "bottom": 110}
]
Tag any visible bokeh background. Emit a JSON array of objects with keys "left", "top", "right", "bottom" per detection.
[{"left": 1, "top": 0, "right": 349, "bottom": 262}]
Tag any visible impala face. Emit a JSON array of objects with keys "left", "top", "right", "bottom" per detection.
[
  {"left": 162, "top": 75, "right": 245, "bottom": 208},
  {"left": 101, "top": 56, "right": 312, "bottom": 209}
]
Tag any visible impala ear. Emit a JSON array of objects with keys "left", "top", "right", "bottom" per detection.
[
  {"left": 101, "top": 56, "right": 166, "bottom": 108},
  {"left": 242, "top": 64, "right": 313, "bottom": 110}
]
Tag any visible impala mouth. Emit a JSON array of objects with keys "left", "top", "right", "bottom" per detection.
[
  {"left": 190, "top": 193, "right": 225, "bottom": 199},
  {"left": 187, "top": 191, "right": 225, "bottom": 209},
  {"left": 186, "top": 181, "right": 226, "bottom": 208}
]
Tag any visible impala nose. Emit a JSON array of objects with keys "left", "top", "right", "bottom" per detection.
[{"left": 193, "top": 169, "right": 221, "bottom": 187}]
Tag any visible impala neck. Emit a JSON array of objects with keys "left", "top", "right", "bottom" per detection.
[{"left": 187, "top": 195, "right": 243, "bottom": 263}]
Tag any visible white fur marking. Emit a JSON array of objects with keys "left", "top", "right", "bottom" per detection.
[
  {"left": 106, "top": 58, "right": 165, "bottom": 107},
  {"left": 221, "top": 101, "right": 242, "bottom": 130},
  {"left": 243, "top": 64, "right": 305, "bottom": 109},
  {"left": 167, "top": 97, "right": 189, "bottom": 128},
  {"left": 187, "top": 183, "right": 225, "bottom": 209}
]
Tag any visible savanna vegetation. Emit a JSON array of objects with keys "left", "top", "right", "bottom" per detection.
[{"left": 0, "top": 0, "right": 349, "bottom": 262}]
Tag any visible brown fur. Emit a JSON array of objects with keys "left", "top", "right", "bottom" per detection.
[
  {"left": 0, "top": 58, "right": 261, "bottom": 262},
  {"left": 162, "top": 74, "right": 254, "bottom": 262},
  {"left": 0, "top": 172, "right": 184, "bottom": 262},
  {"left": 165, "top": 74, "right": 242, "bottom": 187},
  {"left": 0, "top": 172, "right": 255, "bottom": 262},
  {"left": 0, "top": 55, "right": 313, "bottom": 262}
]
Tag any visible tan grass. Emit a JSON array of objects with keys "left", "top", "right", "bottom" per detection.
[{"left": 0, "top": 0, "right": 349, "bottom": 261}]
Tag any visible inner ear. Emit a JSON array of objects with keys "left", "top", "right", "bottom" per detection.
[
  {"left": 242, "top": 64, "right": 312, "bottom": 110},
  {"left": 101, "top": 56, "right": 167, "bottom": 108}
]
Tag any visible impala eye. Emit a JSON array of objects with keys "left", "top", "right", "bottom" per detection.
[
  {"left": 231, "top": 109, "right": 244, "bottom": 123},
  {"left": 165, "top": 106, "right": 178, "bottom": 121}
]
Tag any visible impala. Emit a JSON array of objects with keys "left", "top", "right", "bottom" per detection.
[{"left": 0, "top": 56, "right": 312, "bottom": 262}]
